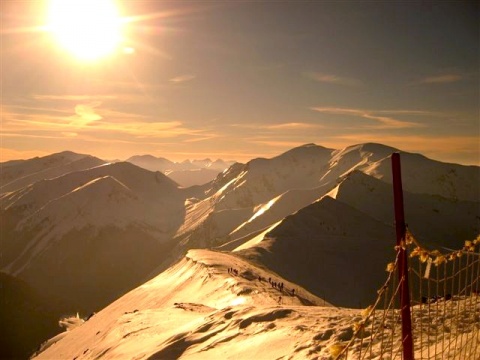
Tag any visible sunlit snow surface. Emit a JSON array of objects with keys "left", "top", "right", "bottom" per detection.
[{"left": 33, "top": 249, "right": 479, "bottom": 360}]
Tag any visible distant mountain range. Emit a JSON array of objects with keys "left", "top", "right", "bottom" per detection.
[
  {"left": 1, "top": 143, "right": 478, "bottom": 358},
  {"left": 125, "top": 154, "right": 236, "bottom": 187}
]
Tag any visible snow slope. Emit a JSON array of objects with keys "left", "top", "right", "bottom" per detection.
[
  {"left": 33, "top": 249, "right": 343, "bottom": 360},
  {"left": 329, "top": 170, "right": 479, "bottom": 246},
  {"left": 174, "top": 144, "right": 335, "bottom": 248},
  {"left": 233, "top": 172, "right": 478, "bottom": 309},
  {"left": 1, "top": 161, "right": 182, "bottom": 221},
  {"left": 0, "top": 151, "right": 106, "bottom": 193},
  {"left": 32, "top": 249, "right": 480, "bottom": 360},
  {"left": 1, "top": 162, "right": 187, "bottom": 313},
  {"left": 364, "top": 150, "right": 479, "bottom": 201},
  {"left": 235, "top": 196, "right": 396, "bottom": 308},
  {"left": 173, "top": 143, "right": 479, "bottom": 259}
]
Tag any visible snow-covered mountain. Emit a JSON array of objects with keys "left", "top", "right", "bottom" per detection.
[
  {"left": 124, "top": 154, "right": 175, "bottom": 172},
  {"left": 31, "top": 249, "right": 480, "bottom": 360},
  {"left": 126, "top": 154, "right": 236, "bottom": 187},
  {"left": 329, "top": 170, "right": 479, "bottom": 246},
  {"left": 2, "top": 143, "right": 479, "bottom": 358},
  {"left": 174, "top": 143, "right": 479, "bottom": 253},
  {"left": 33, "top": 249, "right": 338, "bottom": 360},
  {"left": 1, "top": 161, "right": 187, "bottom": 313},
  {"left": 0, "top": 151, "right": 106, "bottom": 193},
  {"left": 233, "top": 195, "right": 396, "bottom": 308},
  {"left": 166, "top": 143, "right": 478, "bottom": 307},
  {"left": 2, "top": 144, "right": 478, "bottom": 309}
]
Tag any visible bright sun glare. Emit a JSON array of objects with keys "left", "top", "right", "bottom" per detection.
[{"left": 47, "top": 0, "right": 123, "bottom": 61}]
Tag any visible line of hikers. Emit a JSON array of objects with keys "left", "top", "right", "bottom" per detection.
[
  {"left": 268, "top": 277, "right": 284, "bottom": 291},
  {"left": 227, "top": 267, "right": 295, "bottom": 297}
]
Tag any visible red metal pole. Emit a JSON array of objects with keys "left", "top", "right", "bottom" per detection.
[{"left": 391, "top": 152, "right": 414, "bottom": 360}]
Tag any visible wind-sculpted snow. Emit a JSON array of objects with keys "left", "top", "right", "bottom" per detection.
[
  {"left": 33, "top": 249, "right": 480, "bottom": 360},
  {"left": 33, "top": 250, "right": 338, "bottom": 360}
]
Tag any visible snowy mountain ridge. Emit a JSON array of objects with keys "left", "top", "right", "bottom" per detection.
[
  {"left": 126, "top": 154, "right": 235, "bottom": 172},
  {"left": 33, "top": 249, "right": 336, "bottom": 360},
  {"left": 1, "top": 160, "right": 188, "bottom": 312},
  {"left": 1, "top": 142, "right": 478, "bottom": 358},
  {"left": 32, "top": 248, "right": 480, "bottom": 360},
  {"left": 126, "top": 154, "right": 236, "bottom": 187},
  {"left": 0, "top": 152, "right": 106, "bottom": 193},
  {"left": 173, "top": 142, "right": 479, "bottom": 254}
]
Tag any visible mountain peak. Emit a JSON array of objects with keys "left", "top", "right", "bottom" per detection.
[
  {"left": 127, "top": 154, "right": 172, "bottom": 161},
  {"left": 275, "top": 143, "right": 334, "bottom": 159},
  {"left": 346, "top": 142, "right": 399, "bottom": 155}
]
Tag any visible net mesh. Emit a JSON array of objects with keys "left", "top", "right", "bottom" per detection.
[{"left": 333, "top": 231, "right": 480, "bottom": 359}]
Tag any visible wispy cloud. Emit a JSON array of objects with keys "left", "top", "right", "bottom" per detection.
[
  {"left": 183, "top": 134, "right": 220, "bottom": 143},
  {"left": 70, "top": 102, "right": 103, "bottom": 126},
  {"left": 1, "top": 103, "right": 219, "bottom": 144},
  {"left": 232, "top": 122, "right": 324, "bottom": 130},
  {"left": 373, "top": 110, "right": 442, "bottom": 116},
  {"left": 311, "top": 107, "right": 426, "bottom": 129},
  {"left": 1, "top": 105, "right": 71, "bottom": 131},
  {"left": 417, "top": 74, "right": 464, "bottom": 84},
  {"left": 3, "top": 104, "right": 73, "bottom": 116},
  {"left": 169, "top": 74, "right": 196, "bottom": 83},
  {"left": 305, "top": 72, "right": 362, "bottom": 87},
  {"left": 247, "top": 139, "right": 308, "bottom": 148},
  {"left": 0, "top": 132, "right": 73, "bottom": 140},
  {"left": 32, "top": 94, "right": 117, "bottom": 101},
  {"left": 267, "top": 122, "right": 324, "bottom": 130},
  {"left": 32, "top": 91, "right": 161, "bottom": 105}
]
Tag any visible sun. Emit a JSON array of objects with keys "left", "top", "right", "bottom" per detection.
[{"left": 47, "top": 0, "right": 123, "bottom": 61}]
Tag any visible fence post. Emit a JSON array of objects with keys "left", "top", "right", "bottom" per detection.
[{"left": 391, "top": 152, "right": 414, "bottom": 360}]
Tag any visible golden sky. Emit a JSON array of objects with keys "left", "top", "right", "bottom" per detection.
[{"left": 1, "top": 1, "right": 479, "bottom": 164}]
